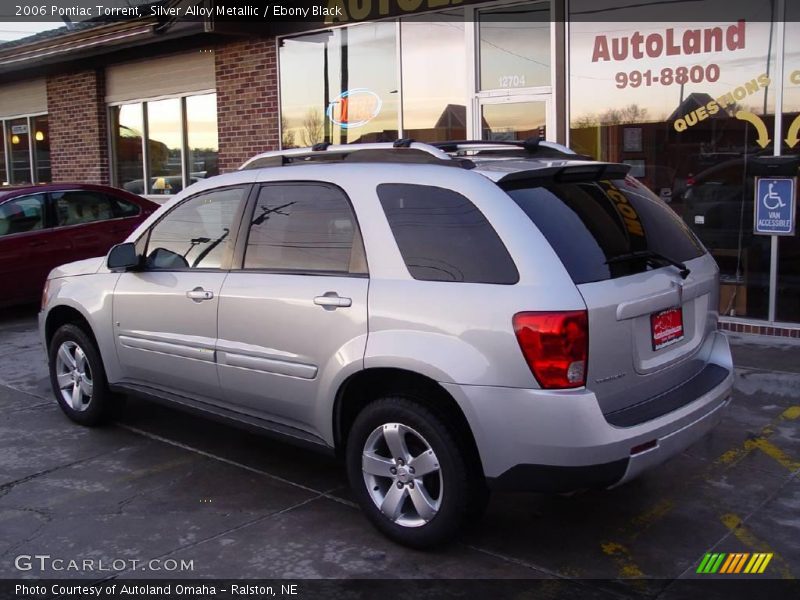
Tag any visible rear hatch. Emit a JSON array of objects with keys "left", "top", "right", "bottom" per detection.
[{"left": 501, "top": 171, "right": 724, "bottom": 424}]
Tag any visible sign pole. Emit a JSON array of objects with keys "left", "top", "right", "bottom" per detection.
[{"left": 768, "top": 10, "right": 786, "bottom": 323}]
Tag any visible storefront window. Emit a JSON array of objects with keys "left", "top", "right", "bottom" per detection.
[
  {"left": 111, "top": 93, "right": 218, "bottom": 197},
  {"left": 8, "top": 117, "right": 31, "bottom": 184},
  {"left": 280, "top": 22, "right": 398, "bottom": 147},
  {"left": 400, "top": 13, "right": 466, "bottom": 141},
  {"left": 0, "top": 115, "right": 48, "bottom": 185},
  {"left": 111, "top": 103, "right": 144, "bottom": 193},
  {"left": 186, "top": 93, "right": 219, "bottom": 182},
  {"left": 0, "top": 125, "right": 6, "bottom": 185},
  {"left": 569, "top": 3, "right": 779, "bottom": 320},
  {"left": 478, "top": 2, "right": 551, "bottom": 91},
  {"left": 32, "top": 115, "right": 50, "bottom": 183},
  {"left": 147, "top": 98, "right": 182, "bottom": 195}
]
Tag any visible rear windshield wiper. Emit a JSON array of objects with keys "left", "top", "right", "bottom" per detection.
[{"left": 605, "top": 250, "right": 690, "bottom": 279}]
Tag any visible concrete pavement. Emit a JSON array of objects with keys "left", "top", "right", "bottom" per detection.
[{"left": 0, "top": 305, "right": 798, "bottom": 596}]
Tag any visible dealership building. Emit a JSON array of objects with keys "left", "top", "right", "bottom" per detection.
[{"left": 0, "top": 0, "right": 798, "bottom": 333}]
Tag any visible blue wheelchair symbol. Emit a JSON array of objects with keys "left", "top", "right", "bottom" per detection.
[{"left": 762, "top": 182, "right": 787, "bottom": 210}]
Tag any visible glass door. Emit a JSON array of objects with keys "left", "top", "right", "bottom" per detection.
[
  {"left": 478, "top": 95, "right": 550, "bottom": 141},
  {"left": 472, "top": 1, "right": 553, "bottom": 141}
]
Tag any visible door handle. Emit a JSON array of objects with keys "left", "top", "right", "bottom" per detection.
[
  {"left": 186, "top": 287, "right": 214, "bottom": 302},
  {"left": 314, "top": 292, "right": 352, "bottom": 309}
]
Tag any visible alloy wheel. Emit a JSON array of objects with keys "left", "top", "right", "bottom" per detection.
[
  {"left": 54, "top": 341, "right": 93, "bottom": 412},
  {"left": 361, "top": 423, "right": 443, "bottom": 528}
]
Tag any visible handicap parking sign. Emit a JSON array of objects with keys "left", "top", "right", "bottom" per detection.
[{"left": 754, "top": 177, "right": 796, "bottom": 235}]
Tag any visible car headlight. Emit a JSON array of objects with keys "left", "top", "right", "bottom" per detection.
[{"left": 41, "top": 279, "right": 50, "bottom": 311}]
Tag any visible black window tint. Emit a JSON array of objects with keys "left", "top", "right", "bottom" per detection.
[
  {"left": 0, "top": 194, "right": 46, "bottom": 236},
  {"left": 505, "top": 179, "right": 704, "bottom": 284},
  {"left": 377, "top": 183, "right": 518, "bottom": 284},
  {"left": 53, "top": 191, "right": 116, "bottom": 226},
  {"left": 146, "top": 186, "right": 246, "bottom": 270},
  {"left": 244, "top": 183, "right": 366, "bottom": 274},
  {"left": 110, "top": 196, "right": 140, "bottom": 218}
]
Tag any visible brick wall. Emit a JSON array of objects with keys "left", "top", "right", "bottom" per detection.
[
  {"left": 46, "top": 69, "right": 109, "bottom": 184},
  {"left": 215, "top": 37, "right": 279, "bottom": 173}
]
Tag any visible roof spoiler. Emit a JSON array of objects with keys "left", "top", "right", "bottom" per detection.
[{"left": 497, "top": 162, "right": 631, "bottom": 188}]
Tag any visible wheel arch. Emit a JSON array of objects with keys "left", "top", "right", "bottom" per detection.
[
  {"left": 45, "top": 305, "right": 100, "bottom": 354},
  {"left": 333, "top": 367, "right": 484, "bottom": 477}
]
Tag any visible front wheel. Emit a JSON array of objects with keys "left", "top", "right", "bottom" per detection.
[
  {"left": 49, "top": 324, "right": 117, "bottom": 426},
  {"left": 346, "top": 396, "right": 486, "bottom": 548}
]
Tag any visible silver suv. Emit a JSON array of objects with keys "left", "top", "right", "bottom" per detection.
[{"left": 40, "top": 140, "right": 733, "bottom": 547}]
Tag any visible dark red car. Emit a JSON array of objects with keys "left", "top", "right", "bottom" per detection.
[{"left": 0, "top": 183, "right": 157, "bottom": 307}]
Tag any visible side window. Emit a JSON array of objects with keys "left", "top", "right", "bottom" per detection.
[
  {"left": 146, "top": 186, "right": 246, "bottom": 270},
  {"left": 109, "top": 196, "right": 141, "bottom": 218},
  {"left": 243, "top": 183, "right": 367, "bottom": 275},
  {"left": 376, "top": 183, "right": 519, "bottom": 284},
  {"left": 53, "top": 191, "right": 116, "bottom": 226},
  {"left": 0, "top": 194, "right": 46, "bottom": 236}
]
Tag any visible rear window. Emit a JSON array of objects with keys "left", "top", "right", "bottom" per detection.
[
  {"left": 504, "top": 178, "right": 704, "bottom": 284},
  {"left": 377, "top": 183, "right": 518, "bottom": 284}
]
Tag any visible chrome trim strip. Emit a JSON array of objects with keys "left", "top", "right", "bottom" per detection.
[
  {"left": 118, "top": 335, "right": 215, "bottom": 362},
  {"left": 217, "top": 351, "right": 317, "bottom": 379}
]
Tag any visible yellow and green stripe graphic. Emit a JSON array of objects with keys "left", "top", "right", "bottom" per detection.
[{"left": 696, "top": 552, "right": 773, "bottom": 574}]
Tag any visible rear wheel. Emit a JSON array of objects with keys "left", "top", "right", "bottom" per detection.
[
  {"left": 48, "top": 324, "right": 117, "bottom": 426},
  {"left": 346, "top": 396, "right": 487, "bottom": 548}
]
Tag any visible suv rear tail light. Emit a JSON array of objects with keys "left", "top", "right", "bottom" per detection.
[{"left": 512, "top": 311, "right": 588, "bottom": 389}]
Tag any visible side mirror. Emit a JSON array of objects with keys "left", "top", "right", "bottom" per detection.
[{"left": 107, "top": 242, "right": 140, "bottom": 271}]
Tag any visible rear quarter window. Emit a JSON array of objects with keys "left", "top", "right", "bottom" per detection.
[
  {"left": 504, "top": 178, "right": 704, "bottom": 284},
  {"left": 377, "top": 183, "right": 518, "bottom": 284}
]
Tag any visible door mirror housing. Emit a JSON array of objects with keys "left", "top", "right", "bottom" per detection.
[{"left": 107, "top": 242, "right": 140, "bottom": 271}]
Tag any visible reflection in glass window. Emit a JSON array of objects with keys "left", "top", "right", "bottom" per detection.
[
  {"left": 244, "top": 184, "right": 364, "bottom": 273},
  {"left": 186, "top": 93, "right": 219, "bottom": 181},
  {"left": 147, "top": 187, "right": 246, "bottom": 270},
  {"left": 32, "top": 115, "right": 50, "bottom": 183},
  {"left": 111, "top": 104, "right": 144, "bottom": 193},
  {"left": 111, "top": 94, "right": 218, "bottom": 197},
  {"left": 280, "top": 22, "right": 398, "bottom": 147},
  {"left": 8, "top": 118, "right": 31, "bottom": 184},
  {"left": 479, "top": 3, "right": 551, "bottom": 91},
  {"left": 53, "top": 191, "right": 118, "bottom": 226},
  {"left": 0, "top": 124, "right": 6, "bottom": 185},
  {"left": 147, "top": 98, "right": 182, "bottom": 195},
  {"left": 568, "top": 6, "right": 777, "bottom": 320},
  {"left": 0, "top": 194, "right": 45, "bottom": 236},
  {"left": 401, "top": 13, "right": 466, "bottom": 141},
  {"left": 482, "top": 101, "right": 547, "bottom": 141}
]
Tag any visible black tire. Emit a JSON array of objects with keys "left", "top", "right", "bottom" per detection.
[
  {"left": 346, "top": 395, "right": 488, "bottom": 548},
  {"left": 48, "top": 323, "right": 118, "bottom": 426}
]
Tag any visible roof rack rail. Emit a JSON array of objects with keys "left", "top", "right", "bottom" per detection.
[
  {"left": 238, "top": 138, "right": 584, "bottom": 171},
  {"left": 239, "top": 141, "right": 462, "bottom": 170},
  {"left": 431, "top": 138, "right": 581, "bottom": 157}
]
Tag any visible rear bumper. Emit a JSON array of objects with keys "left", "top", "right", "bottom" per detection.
[{"left": 442, "top": 330, "right": 733, "bottom": 492}]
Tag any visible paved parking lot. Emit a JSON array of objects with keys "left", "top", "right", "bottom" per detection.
[{"left": 0, "top": 305, "right": 798, "bottom": 596}]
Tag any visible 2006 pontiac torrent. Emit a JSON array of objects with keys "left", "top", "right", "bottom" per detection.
[{"left": 40, "top": 140, "right": 733, "bottom": 547}]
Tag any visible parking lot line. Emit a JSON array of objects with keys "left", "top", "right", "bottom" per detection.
[
  {"left": 742, "top": 438, "right": 800, "bottom": 472},
  {"left": 117, "top": 423, "right": 358, "bottom": 509},
  {"left": 721, "top": 513, "right": 794, "bottom": 579},
  {"left": 111, "top": 493, "right": 333, "bottom": 580},
  {"left": 597, "top": 404, "right": 800, "bottom": 576},
  {"left": 600, "top": 541, "right": 645, "bottom": 579},
  {"left": 715, "top": 405, "right": 800, "bottom": 469}
]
